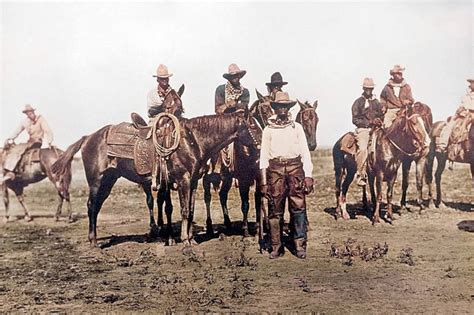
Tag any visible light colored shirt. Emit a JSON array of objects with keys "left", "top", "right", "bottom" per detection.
[
  {"left": 10, "top": 115, "right": 53, "bottom": 145},
  {"left": 147, "top": 88, "right": 164, "bottom": 110},
  {"left": 259, "top": 122, "right": 313, "bottom": 177},
  {"left": 460, "top": 91, "right": 474, "bottom": 110}
]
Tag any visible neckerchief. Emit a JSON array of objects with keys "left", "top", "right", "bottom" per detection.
[
  {"left": 267, "top": 114, "right": 295, "bottom": 129},
  {"left": 157, "top": 85, "right": 172, "bottom": 100},
  {"left": 224, "top": 81, "right": 244, "bottom": 106},
  {"left": 362, "top": 93, "right": 376, "bottom": 109}
]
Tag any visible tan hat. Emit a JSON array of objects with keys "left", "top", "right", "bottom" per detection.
[
  {"left": 22, "top": 104, "right": 36, "bottom": 113},
  {"left": 467, "top": 78, "right": 474, "bottom": 83},
  {"left": 270, "top": 91, "right": 296, "bottom": 109},
  {"left": 223, "top": 63, "right": 246, "bottom": 80},
  {"left": 362, "top": 77, "right": 375, "bottom": 88},
  {"left": 390, "top": 64, "right": 405, "bottom": 75},
  {"left": 153, "top": 64, "right": 173, "bottom": 78}
]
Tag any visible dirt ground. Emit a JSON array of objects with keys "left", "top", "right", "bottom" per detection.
[{"left": 0, "top": 150, "right": 473, "bottom": 313}]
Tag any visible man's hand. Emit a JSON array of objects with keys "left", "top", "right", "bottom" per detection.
[
  {"left": 259, "top": 184, "right": 269, "bottom": 198},
  {"left": 372, "top": 118, "right": 383, "bottom": 127},
  {"left": 3, "top": 138, "right": 13, "bottom": 148},
  {"left": 402, "top": 99, "right": 412, "bottom": 106},
  {"left": 303, "top": 177, "right": 314, "bottom": 194}
]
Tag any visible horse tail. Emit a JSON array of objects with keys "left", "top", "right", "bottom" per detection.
[{"left": 51, "top": 136, "right": 87, "bottom": 177}]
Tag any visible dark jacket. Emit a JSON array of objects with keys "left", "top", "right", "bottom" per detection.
[
  {"left": 380, "top": 80, "right": 414, "bottom": 110},
  {"left": 352, "top": 95, "right": 384, "bottom": 128},
  {"left": 215, "top": 84, "right": 250, "bottom": 114}
]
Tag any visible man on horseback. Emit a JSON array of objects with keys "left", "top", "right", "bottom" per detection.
[
  {"left": 436, "top": 78, "right": 474, "bottom": 153},
  {"left": 266, "top": 72, "right": 288, "bottom": 100},
  {"left": 352, "top": 78, "right": 384, "bottom": 186},
  {"left": 259, "top": 91, "right": 314, "bottom": 259},
  {"left": 212, "top": 64, "right": 250, "bottom": 174},
  {"left": 147, "top": 64, "right": 175, "bottom": 118},
  {"left": 380, "top": 65, "right": 415, "bottom": 128},
  {"left": 0, "top": 104, "right": 54, "bottom": 183}
]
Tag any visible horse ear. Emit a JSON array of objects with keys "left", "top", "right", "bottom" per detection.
[
  {"left": 312, "top": 100, "right": 318, "bottom": 110},
  {"left": 177, "top": 84, "right": 185, "bottom": 97},
  {"left": 297, "top": 99, "right": 306, "bottom": 109},
  {"left": 255, "top": 89, "right": 264, "bottom": 101}
]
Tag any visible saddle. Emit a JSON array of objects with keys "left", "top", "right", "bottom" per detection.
[
  {"left": 340, "top": 132, "right": 357, "bottom": 156},
  {"left": 106, "top": 112, "right": 179, "bottom": 175},
  {"left": 17, "top": 148, "right": 42, "bottom": 172},
  {"left": 449, "top": 117, "right": 472, "bottom": 145}
]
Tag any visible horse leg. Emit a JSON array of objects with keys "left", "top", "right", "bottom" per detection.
[
  {"left": 386, "top": 178, "right": 396, "bottom": 223},
  {"left": 164, "top": 187, "right": 175, "bottom": 245},
  {"left": 203, "top": 174, "right": 214, "bottom": 236},
  {"left": 434, "top": 152, "right": 447, "bottom": 208},
  {"left": 334, "top": 165, "right": 343, "bottom": 220},
  {"left": 142, "top": 183, "right": 159, "bottom": 237},
  {"left": 15, "top": 189, "right": 32, "bottom": 222},
  {"left": 373, "top": 173, "right": 383, "bottom": 224},
  {"left": 178, "top": 179, "right": 191, "bottom": 246},
  {"left": 340, "top": 167, "right": 355, "bottom": 220},
  {"left": 425, "top": 148, "right": 435, "bottom": 208},
  {"left": 362, "top": 186, "right": 368, "bottom": 212},
  {"left": 55, "top": 193, "right": 64, "bottom": 221},
  {"left": 219, "top": 173, "right": 233, "bottom": 230},
  {"left": 87, "top": 172, "right": 118, "bottom": 247},
  {"left": 188, "top": 186, "right": 198, "bottom": 245},
  {"left": 2, "top": 184, "right": 9, "bottom": 222},
  {"left": 415, "top": 157, "right": 426, "bottom": 211},
  {"left": 157, "top": 187, "right": 166, "bottom": 228},
  {"left": 400, "top": 159, "right": 410, "bottom": 212},
  {"left": 239, "top": 183, "right": 250, "bottom": 237},
  {"left": 367, "top": 172, "right": 376, "bottom": 218}
]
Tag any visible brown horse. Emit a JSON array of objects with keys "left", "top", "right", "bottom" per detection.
[
  {"left": 203, "top": 91, "right": 319, "bottom": 237},
  {"left": 367, "top": 108, "right": 429, "bottom": 224},
  {"left": 426, "top": 120, "right": 474, "bottom": 208},
  {"left": 52, "top": 111, "right": 255, "bottom": 246},
  {"left": 1, "top": 146, "right": 72, "bottom": 222},
  {"left": 333, "top": 102, "right": 431, "bottom": 220}
]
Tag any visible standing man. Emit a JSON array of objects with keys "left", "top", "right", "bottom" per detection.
[
  {"left": 215, "top": 63, "right": 250, "bottom": 114},
  {"left": 437, "top": 78, "right": 474, "bottom": 152},
  {"left": 147, "top": 64, "right": 174, "bottom": 118},
  {"left": 352, "top": 78, "right": 384, "bottom": 186},
  {"left": 0, "top": 104, "right": 54, "bottom": 182},
  {"left": 380, "top": 65, "right": 414, "bottom": 128},
  {"left": 259, "top": 91, "right": 314, "bottom": 259}
]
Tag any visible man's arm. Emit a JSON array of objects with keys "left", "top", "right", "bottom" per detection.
[
  {"left": 215, "top": 85, "right": 226, "bottom": 115},
  {"left": 39, "top": 116, "right": 54, "bottom": 145},
  {"left": 351, "top": 99, "right": 366, "bottom": 128},
  {"left": 9, "top": 120, "right": 26, "bottom": 141},
  {"left": 402, "top": 84, "right": 415, "bottom": 106},
  {"left": 297, "top": 124, "right": 313, "bottom": 177}
]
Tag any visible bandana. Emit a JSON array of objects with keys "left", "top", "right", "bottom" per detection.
[
  {"left": 362, "top": 93, "right": 376, "bottom": 109},
  {"left": 224, "top": 81, "right": 244, "bottom": 106},
  {"left": 267, "top": 114, "right": 295, "bottom": 129}
]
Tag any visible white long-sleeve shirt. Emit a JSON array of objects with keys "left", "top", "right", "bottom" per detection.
[
  {"left": 10, "top": 115, "right": 53, "bottom": 145},
  {"left": 259, "top": 121, "right": 313, "bottom": 177}
]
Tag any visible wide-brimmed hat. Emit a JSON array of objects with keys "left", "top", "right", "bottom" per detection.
[
  {"left": 390, "top": 64, "right": 405, "bottom": 75},
  {"left": 362, "top": 77, "right": 375, "bottom": 88},
  {"left": 153, "top": 64, "right": 173, "bottom": 78},
  {"left": 223, "top": 63, "right": 246, "bottom": 80},
  {"left": 266, "top": 72, "right": 288, "bottom": 87},
  {"left": 22, "top": 104, "right": 36, "bottom": 113},
  {"left": 270, "top": 91, "right": 296, "bottom": 109},
  {"left": 467, "top": 78, "right": 474, "bottom": 83}
]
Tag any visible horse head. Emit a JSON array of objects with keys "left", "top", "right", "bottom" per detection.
[
  {"left": 249, "top": 89, "right": 273, "bottom": 128},
  {"left": 388, "top": 108, "right": 428, "bottom": 155},
  {"left": 163, "top": 84, "right": 185, "bottom": 117},
  {"left": 296, "top": 99, "right": 319, "bottom": 151}
]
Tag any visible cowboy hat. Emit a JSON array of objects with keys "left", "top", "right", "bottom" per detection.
[
  {"left": 389, "top": 64, "right": 405, "bottom": 75},
  {"left": 223, "top": 63, "right": 246, "bottom": 80},
  {"left": 22, "top": 104, "right": 36, "bottom": 113},
  {"left": 362, "top": 77, "right": 375, "bottom": 88},
  {"left": 152, "top": 64, "right": 173, "bottom": 78},
  {"left": 467, "top": 78, "right": 474, "bottom": 83},
  {"left": 270, "top": 91, "right": 296, "bottom": 109},
  {"left": 266, "top": 72, "right": 288, "bottom": 87}
]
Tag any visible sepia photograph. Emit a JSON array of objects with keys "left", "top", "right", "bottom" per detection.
[{"left": 0, "top": 0, "right": 473, "bottom": 313}]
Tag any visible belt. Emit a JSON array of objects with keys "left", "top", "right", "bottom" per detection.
[{"left": 269, "top": 156, "right": 302, "bottom": 164}]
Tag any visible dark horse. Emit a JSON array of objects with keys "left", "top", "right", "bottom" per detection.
[
  {"left": 1, "top": 146, "right": 72, "bottom": 222},
  {"left": 426, "top": 120, "right": 474, "bottom": 208},
  {"left": 202, "top": 91, "right": 319, "bottom": 237},
  {"left": 367, "top": 108, "right": 429, "bottom": 224},
  {"left": 333, "top": 102, "right": 432, "bottom": 220},
  {"left": 52, "top": 111, "right": 254, "bottom": 246}
]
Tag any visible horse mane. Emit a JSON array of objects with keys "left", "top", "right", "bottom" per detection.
[{"left": 182, "top": 113, "right": 241, "bottom": 133}]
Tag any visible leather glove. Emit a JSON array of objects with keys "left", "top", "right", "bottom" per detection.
[{"left": 303, "top": 177, "right": 314, "bottom": 195}]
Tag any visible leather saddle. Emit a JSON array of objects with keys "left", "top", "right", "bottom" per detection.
[{"left": 340, "top": 132, "right": 357, "bottom": 156}]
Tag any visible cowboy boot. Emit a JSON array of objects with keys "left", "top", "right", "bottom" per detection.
[
  {"left": 292, "top": 210, "right": 308, "bottom": 259},
  {"left": 269, "top": 217, "right": 283, "bottom": 259}
]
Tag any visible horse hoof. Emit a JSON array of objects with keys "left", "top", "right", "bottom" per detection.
[
  {"left": 438, "top": 202, "right": 447, "bottom": 209},
  {"left": 24, "top": 215, "right": 33, "bottom": 222},
  {"left": 243, "top": 229, "right": 250, "bottom": 238},
  {"left": 342, "top": 211, "right": 350, "bottom": 220},
  {"left": 55, "top": 216, "right": 60, "bottom": 222},
  {"left": 68, "top": 216, "right": 75, "bottom": 223},
  {"left": 427, "top": 201, "right": 435, "bottom": 209},
  {"left": 3, "top": 217, "right": 10, "bottom": 224}
]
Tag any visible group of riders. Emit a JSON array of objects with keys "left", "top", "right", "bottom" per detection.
[{"left": 0, "top": 63, "right": 473, "bottom": 259}]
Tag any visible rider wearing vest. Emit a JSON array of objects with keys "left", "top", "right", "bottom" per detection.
[
  {"left": 0, "top": 104, "right": 54, "bottom": 183},
  {"left": 147, "top": 64, "right": 174, "bottom": 118},
  {"left": 259, "top": 91, "right": 314, "bottom": 260},
  {"left": 380, "top": 65, "right": 415, "bottom": 128},
  {"left": 215, "top": 63, "right": 250, "bottom": 114},
  {"left": 352, "top": 78, "right": 384, "bottom": 186},
  {"left": 437, "top": 78, "right": 474, "bottom": 152}
]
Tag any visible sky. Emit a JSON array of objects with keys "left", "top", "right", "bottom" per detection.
[{"left": 1, "top": 0, "right": 472, "bottom": 148}]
